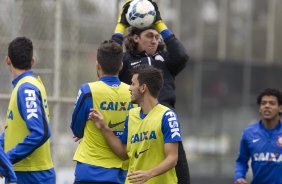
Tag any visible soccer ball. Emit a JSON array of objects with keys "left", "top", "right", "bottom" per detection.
[{"left": 126, "top": 0, "right": 156, "bottom": 29}]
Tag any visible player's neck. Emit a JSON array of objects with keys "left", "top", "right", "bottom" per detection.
[
  {"left": 12, "top": 68, "right": 29, "bottom": 79},
  {"left": 140, "top": 95, "right": 158, "bottom": 114},
  {"left": 262, "top": 116, "right": 280, "bottom": 129},
  {"left": 98, "top": 70, "right": 118, "bottom": 78}
]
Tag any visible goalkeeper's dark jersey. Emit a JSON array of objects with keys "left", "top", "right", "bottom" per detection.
[{"left": 118, "top": 35, "right": 189, "bottom": 109}]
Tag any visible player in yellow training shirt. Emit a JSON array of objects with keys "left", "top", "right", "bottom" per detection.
[
  {"left": 70, "top": 40, "right": 135, "bottom": 184},
  {"left": 90, "top": 66, "right": 182, "bottom": 184},
  {"left": 0, "top": 37, "right": 55, "bottom": 184}
]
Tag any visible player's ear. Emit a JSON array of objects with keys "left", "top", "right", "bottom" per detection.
[
  {"left": 31, "top": 57, "right": 35, "bottom": 67},
  {"left": 132, "top": 34, "right": 139, "bottom": 43},
  {"left": 140, "top": 83, "right": 146, "bottom": 93},
  {"left": 279, "top": 105, "right": 282, "bottom": 115},
  {"left": 95, "top": 60, "right": 100, "bottom": 70},
  {"left": 119, "top": 62, "right": 123, "bottom": 72},
  {"left": 5, "top": 56, "right": 11, "bottom": 66}
]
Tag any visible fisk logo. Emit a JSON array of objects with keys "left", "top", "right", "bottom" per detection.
[
  {"left": 100, "top": 101, "right": 134, "bottom": 111},
  {"left": 130, "top": 131, "right": 157, "bottom": 144},
  {"left": 25, "top": 90, "right": 38, "bottom": 119},
  {"left": 165, "top": 111, "right": 181, "bottom": 139},
  {"left": 74, "top": 90, "right": 82, "bottom": 108}
]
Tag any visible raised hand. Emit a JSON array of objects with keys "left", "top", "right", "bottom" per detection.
[
  {"left": 148, "top": 0, "right": 162, "bottom": 23},
  {"left": 117, "top": 0, "right": 132, "bottom": 27},
  {"left": 88, "top": 109, "right": 106, "bottom": 130}
]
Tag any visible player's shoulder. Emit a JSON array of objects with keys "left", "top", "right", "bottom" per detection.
[
  {"left": 18, "top": 81, "right": 39, "bottom": 92},
  {"left": 79, "top": 83, "right": 92, "bottom": 94},
  {"left": 157, "top": 104, "right": 172, "bottom": 114},
  {"left": 120, "top": 81, "right": 130, "bottom": 88},
  {"left": 129, "top": 106, "right": 141, "bottom": 112},
  {"left": 243, "top": 121, "right": 261, "bottom": 134}
]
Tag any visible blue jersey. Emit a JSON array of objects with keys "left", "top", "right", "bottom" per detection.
[
  {"left": 0, "top": 146, "right": 17, "bottom": 182},
  {"left": 70, "top": 76, "right": 127, "bottom": 183},
  {"left": 235, "top": 120, "right": 282, "bottom": 184}
]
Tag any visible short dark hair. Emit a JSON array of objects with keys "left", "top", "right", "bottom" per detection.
[
  {"left": 124, "top": 26, "right": 165, "bottom": 53},
  {"left": 8, "top": 37, "right": 33, "bottom": 70},
  {"left": 257, "top": 88, "right": 282, "bottom": 105},
  {"left": 132, "top": 65, "right": 163, "bottom": 98},
  {"left": 97, "top": 40, "right": 123, "bottom": 75}
]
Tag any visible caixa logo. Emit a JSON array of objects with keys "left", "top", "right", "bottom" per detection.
[
  {"left": 253, "top": 152, "right": 282, "bottom": 162},
  {"left": 25, "top": 89, "right": 38, "bottom": 119},
  {"left": 130, "top": 131, "right": 157, "bottom": 144},
  {"left": 100, "top": 101, "right": 134, "bottom": 111}
]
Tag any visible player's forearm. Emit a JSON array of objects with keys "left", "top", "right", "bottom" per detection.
[
  {"left": 101, "top": 127, "right": 128, "bottom": 160},
  {"left": 0, "top": 150, "right": 17, "bottom": 182},
  {"left": 0, "top": 133, "right": 4, "bottom": 149},
  {"left": 7, "top": 127, "right": 50, "bottom": 164},
  {"left": 234, "top": 156, "right": 249, "bottom": 181},
  {"left": 147, "top": 152, "right": 178, "bottom": 179}
]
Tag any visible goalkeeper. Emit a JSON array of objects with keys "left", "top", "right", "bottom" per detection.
[{"left": 111, "top": 1, "right": 190, "bottom": 184}]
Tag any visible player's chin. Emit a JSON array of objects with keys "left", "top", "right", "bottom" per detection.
[
  {"left": 146, "top": 48, "right": 157, "bottom": 55},
  {"left": 262, "top": 114, "right": 275, "bottom": 120},
  {"left": 131, "top": 98, "right": 137, "bottom": 104}
]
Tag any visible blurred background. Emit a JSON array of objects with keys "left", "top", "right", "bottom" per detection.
[{"left": 0, "top": 0, "right": 282, "bottom": 183}]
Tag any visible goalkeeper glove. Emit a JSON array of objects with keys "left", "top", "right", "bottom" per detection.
[
  {"left": 114, "top": 0, "right": 131, "bottom": 35},
  {"left": 149, "top": 0, "right": 172, "bottom": 39}
]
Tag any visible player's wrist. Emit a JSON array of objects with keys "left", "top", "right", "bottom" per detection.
[
  {"left": 114, "top": 23, "right": 127, "bottom": 36},
  {"left": 154, "top": 20, "right": 167, "bottom": 33},
  {"left": 154, "top": 20, "right": 172, "bottom": 39}
]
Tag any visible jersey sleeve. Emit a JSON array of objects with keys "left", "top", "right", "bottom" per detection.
[
  {"left": 70, "top": 83, "right": 93, "bottom": 138},
  {"left": 0, "top": 146, "right": 17, "bottom": 182},
  {"left": 161, "top": 110, "right": 182, "bottom": 143},
  {"left": 120, "top": 116, "right": 129, "bottom": 144},
  {"left": 0, "top": 133, "right": 4, "bottom": 149},
  {"left": 164, "top": 35, "right": 189, "bottom": 77},
  {"left": 6, "top": 83, "right": 51, "bottom": 164},
  {"left": 234, "top": 130, "right": 250, "bottom": 181}
]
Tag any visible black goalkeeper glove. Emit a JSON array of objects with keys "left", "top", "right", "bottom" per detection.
[
  {"left": 117, "top": 0, "right": 132, "bottom": 27},
  {"left": 148, "top": 0, "right": 162, "bottom": 23}
]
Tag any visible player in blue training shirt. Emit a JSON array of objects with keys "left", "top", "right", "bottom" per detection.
[
  {"left": 0, "top": 37, "right": 55, "bottom": 184},
  {"left": 235, "top": 88, "right": 282, "bottom": 184},
  {"left": 90, "top": 66, "right": 181, "bottom": 184}
]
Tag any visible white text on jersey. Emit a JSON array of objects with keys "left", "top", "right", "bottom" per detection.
[
  {"left": 253, "top": 152, "right": 282, "bottom": 162},
  {"left": 166, "top": 111, "right": 181, "bottom": 139},
  {"left": 25, "top": 89, "right": 38, "bottom": 119}
]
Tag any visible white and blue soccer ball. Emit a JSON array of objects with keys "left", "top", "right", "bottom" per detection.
[{"left": 126, "top": 0, "right": 156, "bottom": 29}]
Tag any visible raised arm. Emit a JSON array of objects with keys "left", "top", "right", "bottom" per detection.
[
  {"left": 111, "top": 0, "right": 132, "bottom": 45},
  {"left": 151, "top": 1, "right": 189, "bottom": 76}
]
